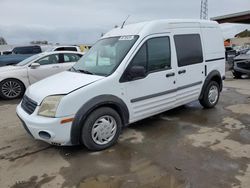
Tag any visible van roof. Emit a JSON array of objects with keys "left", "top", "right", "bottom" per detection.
[{"left": 104, "top": 19, "right": 220, "bottom": 38}]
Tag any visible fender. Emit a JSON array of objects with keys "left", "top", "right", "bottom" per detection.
[
  {"left": 199, "top": 70, "right": 222, "bottom": 100},
  {"left": 70, "top": 95, "right": 129, "bottom": 145}
]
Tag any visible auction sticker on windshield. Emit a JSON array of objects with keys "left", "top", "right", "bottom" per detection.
[{"left": 119, "top": 36, "right": 135, "bottom": 41}]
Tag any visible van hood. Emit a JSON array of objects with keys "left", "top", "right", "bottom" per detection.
[{"left": 26, "top": 71, "right": 104, "bottom": 104}]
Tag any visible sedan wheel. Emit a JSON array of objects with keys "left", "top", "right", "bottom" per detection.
[{"left": 0, "top": 79, "right": 25, "bottom": 99}]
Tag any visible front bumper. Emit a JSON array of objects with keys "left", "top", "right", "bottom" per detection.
[{"left": 16, "top": 104, "right": 74, "bottom": 146}]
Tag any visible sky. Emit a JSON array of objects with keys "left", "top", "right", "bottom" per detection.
[{"left": 0, "top": 0, "right": 250, "bottom": 45}]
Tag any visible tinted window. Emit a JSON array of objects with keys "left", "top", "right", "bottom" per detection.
[
  {"left": 174, "top": 34, "right": 203, "bottom": 67},
  {"left": 129, "top": 37, "right": 171, "bottom": 72},
  {"left": 147, "top": 37, "right": 171, "bottom": 72},
  {"left": 65, "top": 47, "right": 77, "bottom": 51},
  {"left": 13, "top": 46, "right": 41, "bottom": 54},
  {"left": 32, "top": 47, "right": 42, "bottom": 53},
  {"left": 37, "top": 54, "right": 59, "bottom": 65},
  {"left": 55, "top": 47, "right": 77, "bottom": 51},
  {"left": 130, "top": 43, "right": 147, "bottom": 69}
]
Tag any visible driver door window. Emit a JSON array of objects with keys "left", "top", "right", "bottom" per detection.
[
  {"left": 122, "top": 36, "right": 171, "bottom": 82},
  {"left": 37, "top": 54, "right": 59, "bottom": 65}
]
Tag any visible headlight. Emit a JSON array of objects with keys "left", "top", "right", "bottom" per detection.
[{"left": 38, "top": 95, "right": 64, "bottom": 117}]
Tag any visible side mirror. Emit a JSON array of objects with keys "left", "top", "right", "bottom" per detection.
[
  {"left": 128, "top": 65, "right": 146, "bottom": 80},
  {"left": 30, "top": 62, "right": 40, "bottom": 69}
]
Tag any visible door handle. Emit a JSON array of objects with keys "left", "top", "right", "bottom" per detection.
[
  {"left": 52, "top": 66, "right": 60, "bottom": 68},
  {"left": 178, "top": 69, "right": 186, "bottom": 74},
  {"left": 166, "top": 72, "right": 175, "bottom": 77}
]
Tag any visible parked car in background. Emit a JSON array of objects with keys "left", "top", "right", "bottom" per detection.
[
  {"left": 49, "top": 46, "right": 81, "bottom": 52},
  {"left": 79, "top": 45, "right": 92, "bottom": 53},
  {"left": 0, "top": 50, "right": 12, "bottom": 55},
  {"left": 16, "top": 19, "right": 225, "bottom": 151},
  {"left": 12, "top": 45, "right": 42, "bottom": 54},
  {"left": 0, "top": 51, "right": 83, "bottom": 99},
  {"left": 232, "top": 49, "right": 250, "bottom": 78},
  {"left": 0, "top": 54, "right": 32, "bottom": 67},
  {"left": 0, "top": 45, "right": 43, "bottom": 67}
]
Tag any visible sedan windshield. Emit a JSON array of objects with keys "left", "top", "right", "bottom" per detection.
[
  {"left": 71, "top": 36, "right": 138, "bottom": 76},
  {"left": 16, "top": 54, "right": 41, "bottom": 66}
]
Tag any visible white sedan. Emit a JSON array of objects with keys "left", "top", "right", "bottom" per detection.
[{"left": 0, "top": 51, "right": 83, "bottom": 99}]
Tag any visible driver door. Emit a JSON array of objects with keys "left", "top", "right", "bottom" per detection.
[
  {"left": 28, "top": 54, "right": 61, "bottom": 84},
  {"left": 122, "top": 34, "right": 177, "bottom": 123}
]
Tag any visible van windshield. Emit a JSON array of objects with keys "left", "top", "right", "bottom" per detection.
[{"left": 71, "top": 36, "right": 138, "bottom": 76}]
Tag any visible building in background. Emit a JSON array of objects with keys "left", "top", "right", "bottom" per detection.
[
  {"left": 211, "top": 10, "right": 250, "bottom": 24},
  {"left": 231, "top": 29, "right": 250, "bottom": 48},
  {"left": 212, "top": 11, "right": 250, "bottom": 49}
]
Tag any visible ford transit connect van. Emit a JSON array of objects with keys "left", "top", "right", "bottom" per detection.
[{"left": 17, "top": 19, "right": 225, "bottom": 151}]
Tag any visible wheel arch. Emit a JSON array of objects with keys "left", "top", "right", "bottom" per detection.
[
  {"left": 70, "top": 95, "right": 129, "bottom": 145},
  {"left": 199, "top": 70, "right": 223, "bottom": 100}
]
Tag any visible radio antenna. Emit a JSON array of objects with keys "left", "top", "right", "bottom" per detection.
[{"left": 121, "top": 15, "right": 130, "bottom": 29}]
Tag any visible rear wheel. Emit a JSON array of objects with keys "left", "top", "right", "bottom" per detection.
[
  {"left": 0, "top": 79, "right": 25, "bottom": 99},
  {"left": 81, "top": 107, "right": 122, "bottom": 151},
  {"left": 199, "top": 81, "right": 220, "bottom": 108},
  {"left": 232, "top": 70, "right": 242, "bottom": 79}
]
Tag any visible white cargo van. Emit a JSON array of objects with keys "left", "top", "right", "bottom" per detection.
[{"left": 17, "top": 19, "right": 225, "bottom": 150}]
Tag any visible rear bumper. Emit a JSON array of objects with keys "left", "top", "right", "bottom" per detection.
[{"left": 16, "top": 104, "right": 74, "bottom": 146}]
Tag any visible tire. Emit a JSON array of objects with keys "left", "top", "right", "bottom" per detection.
[
  {"left": 0, "top": 79, "right": 25, "bottom": 100},
  {"left": 81, "top": 107, "right": 122, "bottom": 151},
  {"left": 232, "top": 70, "right": 242, "bottom": 79},
  {"left": 199, "top": 81, "right": 220, "bottom": 109}
]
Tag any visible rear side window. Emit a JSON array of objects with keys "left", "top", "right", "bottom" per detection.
[{"left": 174, "top": 34, "right": 203, "bottom": 67}]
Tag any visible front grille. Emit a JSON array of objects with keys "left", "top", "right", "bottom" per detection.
[{"left": 21, "top": 95, "right": 37, "bottom": 115}]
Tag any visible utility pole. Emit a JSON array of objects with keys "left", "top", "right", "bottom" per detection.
[{"left": 200, "top": 0, "right": 208, "bottom": 20}]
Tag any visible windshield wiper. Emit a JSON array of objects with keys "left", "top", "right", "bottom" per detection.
[
  {"left": 69, "top": 67, "right": 95, "bottom": 75},
  {"left": 69, "top": 67, "right": 77, "bottom": 72},
  {"left": 76, "top": 69, "right": 95, "bottom": 75}
]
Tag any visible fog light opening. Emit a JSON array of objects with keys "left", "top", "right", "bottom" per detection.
[{"left": 39, "top": 131, "right": 51, "bottom": 140}]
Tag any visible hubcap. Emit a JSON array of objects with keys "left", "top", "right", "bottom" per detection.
[
  {"left": 2, "top": 81, "right": 21, "bottom": 98},
  {"left": 91, "top": 115, "right": 117, "bottom": 145},
  {"left": 208, "top": 85, "right": 218, "bottom": 105}
]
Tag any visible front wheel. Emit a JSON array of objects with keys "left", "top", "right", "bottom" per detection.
[
  {"left": 81, "top": 107, "right": 122, "bottom": 151},
  {"left": 199, "top": 81, "right": 220, "bottom": 108},
  {"left": 0, "top": 79, "right": 25, "bottom": 99}
]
